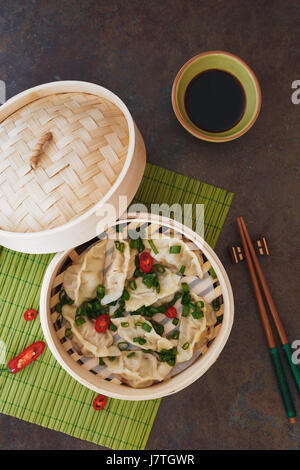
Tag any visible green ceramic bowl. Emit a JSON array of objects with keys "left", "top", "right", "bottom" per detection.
[{"left": 172, "top": 51, "right": 261, "bottom": 142}]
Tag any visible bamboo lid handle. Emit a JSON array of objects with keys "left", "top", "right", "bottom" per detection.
[{"left": 30, "top": 132, "right": 52, "bottom": 169}]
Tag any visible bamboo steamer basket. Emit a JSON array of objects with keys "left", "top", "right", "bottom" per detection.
[
  {"left": 40, "top": 213, "right": 234, "bottom": 401},
  {"left": 0, "top": 81, "right": 146, "bottom": 253}
]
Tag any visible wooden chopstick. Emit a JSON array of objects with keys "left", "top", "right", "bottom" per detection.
[
  {"left": 237, "top": 217, "right": 297, "bottom": 424},
  {"left": 239, "top": 217, "right": 300, "bottom": 395}
]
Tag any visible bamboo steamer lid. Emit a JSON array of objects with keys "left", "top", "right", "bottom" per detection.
[{"left": 0, "top": 81, "right": 146, "bottom": 253}]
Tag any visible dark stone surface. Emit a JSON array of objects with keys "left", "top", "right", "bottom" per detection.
[{"left": 0, "top": 0, "right": 299, "bottom": 450}]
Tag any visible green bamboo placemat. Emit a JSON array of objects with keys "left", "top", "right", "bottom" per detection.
[{"left": 0, "top": 163, "right": 233, "bottom": 450}]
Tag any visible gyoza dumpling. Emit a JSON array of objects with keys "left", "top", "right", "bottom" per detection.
[
  {"left": 62, "top": 305, "right": 120, "bottom": 357},
  {"left": 143, "top": 237, "right": 204, "bottom": 278},
  {"left": 177, "top": 292, "right": 210, "bottom": 363},
  {"left": 103, "top": 351, "right": 172, "bottom": 388},
  {"left": 111, "top": 315, "right": 173, "bottom": 352},
  {"left": 102, "top": 240, "right": 130, "bottom": 305},
  {"left": 63, "top": 239, "right": 107, "bottom": 306},
  {"left": 125, "top": 269, "right": 181, "bottom": 312}
]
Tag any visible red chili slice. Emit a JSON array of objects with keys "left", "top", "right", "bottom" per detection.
[
  {"left": 93, "top": 394, "right": 107, "bottom": 410},
  {"left": 95, "top": 314, "right": 110, "bottom": 333},
  {"left": 139, "top": 252, "right": 154, "bottom": 273},
  {"left": 24, "top": 309, "right": 37, "bottom": 321},
  {"left": 8, "top": 341, "right": 45, "bottom": 374},
  {"left": 165, "top": 306, "right": 177, "bottom": 318}
]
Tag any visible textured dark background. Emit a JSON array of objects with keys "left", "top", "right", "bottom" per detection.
[{"left": 0, "top": 0, "right": 299, "bottom": 450}]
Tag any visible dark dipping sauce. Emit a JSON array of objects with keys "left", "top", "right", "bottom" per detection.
[{"left": 184, "top": 69, "right": 246, "bottom": 133}]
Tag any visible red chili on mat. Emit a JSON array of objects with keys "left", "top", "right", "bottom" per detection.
[
  {"left": 95, "top": 314, "right": 110, "bottom": 333},
  {"left": 165, "top": 306, "right": 177, "bottom": 318},
  {"left": 24, "top": 309, "right": 37, "bottom": 321},
  {"left": 8, "top": 341, "right": 45, "bottom": 374},
  {"left": 139, "top": 252, "right": 154, "bottom": 273},
  {"left": 93, "top": 394, "right": 107, "bottom": 410}
]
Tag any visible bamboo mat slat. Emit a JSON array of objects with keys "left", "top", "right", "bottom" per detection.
[{"left": 0, "top": 163, "right": 233, "bottom": 450}]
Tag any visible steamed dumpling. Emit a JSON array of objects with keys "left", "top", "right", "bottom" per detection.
[
  {"left": 62, "top": 305, "right": 120, "bottom": 357},
  {"left": 143, "top": 237, "right": 204, "bottom": 278},
  {"left": 177, "top": 292, "right": 210, "bottom": 363},
  {"left": 63, "top": 239, "right": 107, "bottom": 306},
  {"left": 102, "top": 240, "right": 130, "bottom": 305},
  {"left": 111, "top": 315, "right": 173, "bottom": 352},
  {"left": 125, "top": 269, "right": 181, "bottom": 312},
  {"left": 103, "top": 351, "right": 172, "bottom": 388}
]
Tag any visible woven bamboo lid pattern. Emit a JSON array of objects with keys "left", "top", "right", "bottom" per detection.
[{"left": 0, "top": 92, "right": 129, "bottom": 232}]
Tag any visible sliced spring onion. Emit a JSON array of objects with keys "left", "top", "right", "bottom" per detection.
[
  {"left": 196, "top": 300, "right": 205, "bottom": 309},
  {"left": 172, "top": 317, "right": 179, "bottom": 326},
  {"left": 108, "top": 356, "right": 116, "bottom": 361},
  {"left": 118, "top": 342, "right": 129, "bottom": 351},
  {"left": 154, "top": 264, "right": 165, "bottom": 273},
  {"left": 150, "top": 320, "right": 164, "bottom": 336},
  {"left": 65, "top": 328, "right": 72, "bottom": 338},
  {"left": 99, "top": 357, "right": 105, "bottom": 366},
  {"left": 167, "top": 358, "right": 176, "bottom": 367},
  {"left": 191, "top": 309, "right": 204, "bottom": 320},
  {"left": 108, "top": 322, "right": 117, "bottom": 332},
  {"left": 181, "top": 292, "right": 191, "bottom": 305},
  {"left": 142, "top": 322, "right": 152, "bottom": 333},
  {"left": 179, "top": 265, "right": 186, "bottom": 274},
  {"left": 169, "top": 245, "right": 181, "bottom": 254},
  {"left": 135, "top": 321, "right": 143, "bottom": 327},
  {"left": 133, "top": 337, "right": 147, "bottom": 345},
  {"left": 121, "top": 288, "right": 130, "bottom": 301},
  {"left": 182, "top": 342, "right": 190, "bottom": 350},
  {"left": 75, "top": 316, "right": 86, "bottom": 326},
  {"left": 148, "top": 239, "right": 158, "bottom": 254},
  {"left": 121, "top": 322, "right": 129, "bottom": 328},
  {"left": 128, "top": 279, "right": 137, "bottom": 290},
  {"left": 212, "top": 298, "right": 221, "bottom": 311},
  {"left": 96, "top": 285, "right": 105, "bottom": 299},
  {"left": 181, "top": 282, "right": 189, "bottom": 293},
  {"left": 127, "top": 352, "right": 135, "bottom": 358},
  {"left": 169, "top": 330, "right": 179, "bottom": 340},
  {"left": 114, "top": 240, "right": 125, "bottom": 252},
  {"left": 182, "top": 304, "right": 190, "bottom": 317}
]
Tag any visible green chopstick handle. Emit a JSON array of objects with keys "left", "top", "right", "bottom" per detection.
[
  {"left": 269, "top": 347, "right": 296, "bottom": 420},
  {"left": 282, "top": 343, "right": 300, "bottom": 394}
]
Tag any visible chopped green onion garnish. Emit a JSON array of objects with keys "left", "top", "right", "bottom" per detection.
[
  {"left": 121, "top": 321, "right": 129, "bottom": 328},
  {"left": 181, "top": 292, "right": 191, "bottom": 305},
  {"left": 56, "top": 302, "right": 62, "bottom": 314},
  {"left": 181, "top": 282, "right": 189, "bottom": 293},
  {"left": 99, "top": 357, "right": 105, "bottom": 366},
  {"left": 182, "top": 342, "right": 190, "bottom": 350},
  {"left": 135, "top": 321, "right": 143, "bottom": 326},
  {"left": 168, "top": 330, "right": 179, "bottom": 340},
  {"left": 118, "top": 342, "right": 129, "bottom": 351},
  {"left": 196, "top": 300, "right": 205, "bottom": 309},
  {"left": 108, "top": 322, "right": 117, "bottom": 332},
  {"left": 141, "top": 349, "right": 152, "bottom": 354},
  {"left": 150, "top": 320, "right": 164, "bottom": 336},
  {"left": 130, "top": 239, "right": 139, "bottom": 249},
  {"left": 133, "top": 337, "right": 147, "bottom": 345},
  {"left": 121, "top": 288, "right": 130, "bottom": 301},
  {"left": 216, "top": 314, "right": 223, "bottom": 325},
  {"left": 128, "top": 279, "right": 137, "bottom": 290},
  {"left": 191, "top": 308, "right": 204, "bottom": 319},
  {"left": 212, "top": 298, "right": 221, "bottom": 311},
  {"left": 168, "top": 292, "right": 182, "bottom": 307},
  {"left": 127, "top": 352, "right": 135, "bottom": 358},
  {"left": 167, "top": 358, "right": 176, "bottom": 367},
  {"left": 142, "top": 322, "right": 152, "bottom": 333},
  {"left": 154, "top": 264, "right": 165, "bottom": 273},
  {"left": 114, "top": 240, "right": 125, "bottom": 252},
  {"left": 169, "top": 245, "right": 181, "bottom": 254},
  {"left": 75, "top": 317, "right": 86, "bottom": 326},
  {"left": 182, "top": 304, "right": 190, "bottom": 317},
  {"left": 96, "top": 285, "right": 105, "bottom": 299},
  {"left": 148, "top": 239, "right": 158, "bottom": 254},
  {"left": 179, "top": 265, "right": 186, "bottom": 274},
  {"left": 108, "top": 356, "right": 116, "bottom": 361},
  {"left": 65, "top": 328, "right": 72, "bottom": 338},
  {"left": 172, "top": 317, "right": 179, "bottom": 326}
]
